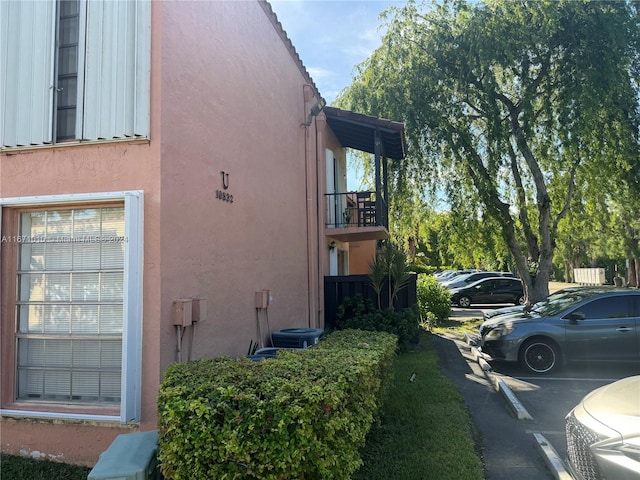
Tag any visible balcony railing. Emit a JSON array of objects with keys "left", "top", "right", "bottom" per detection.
[{"left": 325, "top": 191, "right": 387, "bottom": 228}]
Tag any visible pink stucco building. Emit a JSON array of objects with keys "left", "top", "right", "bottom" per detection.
[{"left": 0, "top": 0, "right": 405, "bottom": 466}]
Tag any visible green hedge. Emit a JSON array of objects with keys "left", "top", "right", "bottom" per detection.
[
  {"left": 335, "top": 295, "right": 420, "bottom": 349},
  {"left": 157, "top": 330, "right": 398, "bottom": 480}
]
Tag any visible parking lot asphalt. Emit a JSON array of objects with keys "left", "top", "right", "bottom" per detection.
[
  {"left": 437, "top": 302, "right": 640, "bottom": 480},
  {"left": 490, "top": 360, "right": 640, "bottom": 467},
  {"left": 432, "top": 331, "right": 556, "bottom": 479}
]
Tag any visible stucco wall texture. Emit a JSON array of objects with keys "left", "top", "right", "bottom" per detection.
[{"left": 0, "top": 0, "right": 329, "bottom": 466}]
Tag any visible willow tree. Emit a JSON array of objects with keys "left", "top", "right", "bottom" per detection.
[{"left": 337, "top": 0, "right": 640, "bottom": 302}]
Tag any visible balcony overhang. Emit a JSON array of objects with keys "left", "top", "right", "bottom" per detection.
[
  {"left": 325, "top": 225, "right": 389, "bottom": 243},
  {"left": 323, "top": 107, "right": 406, "bottom": 160}
]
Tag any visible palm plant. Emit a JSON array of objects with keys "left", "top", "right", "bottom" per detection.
[
  {"left": 388, "top": 244, "right": 411, "bottom": 309},
  {"left": 368, "top": 250, "right": 387, "bottom": 309},
  {"left": 368, "top": 241, "right": 411, "bottom": 310}
]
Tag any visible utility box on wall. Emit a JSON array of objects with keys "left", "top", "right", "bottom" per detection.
[
  {"left": 88, "top": 430, "right": 161, "bottom": 480},
  {"left": 172, "top": 299, "right": 193, "bottom": 326}
]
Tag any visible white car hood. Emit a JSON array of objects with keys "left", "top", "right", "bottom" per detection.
[{"left": 583, "top": 375, "right": 640, "bottom": 440}]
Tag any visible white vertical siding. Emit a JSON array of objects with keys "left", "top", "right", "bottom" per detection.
[
  {"left": 83, "top": 0, "right": 150, "bottom": 141},
  {"left": 134, "top": 0, "right": 151, "bottom": 139},
  {"left": 0, "top": 0, "right": 55, "bottom": 147},
  {"left": 0, "top": 0, "right": 150, "bottom": 148}
]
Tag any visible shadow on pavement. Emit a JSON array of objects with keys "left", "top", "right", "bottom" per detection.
[{"left": 431, "top": 333, "right": 555, "bottom": 480}]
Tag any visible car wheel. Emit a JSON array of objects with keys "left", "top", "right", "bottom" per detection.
[
  {"left": 457, "top": 296, "right": 472, "bottom": 308},
  {"left": 519, "top": 338, "right": 560, "bottom": 374},
  {"left": 515, "top": 295, "right": 525, "bottom": 305}
]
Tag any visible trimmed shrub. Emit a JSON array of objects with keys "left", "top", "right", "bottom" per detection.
[
  {"left": 417, "top": 275, "right": 451, "bottom": 326},
  {"left": 407, "top": 263, "right": 435, "bottom": 275},
  {"left": 335, "top": 295, "right": 420, "bottom": 349},
  {"left": 158, "top": 330, "right": 397, "bottom": 480}
]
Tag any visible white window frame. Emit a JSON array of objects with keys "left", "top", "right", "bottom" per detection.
[{"left": 0, "top": 190, "right": 143, "bottom": 423}]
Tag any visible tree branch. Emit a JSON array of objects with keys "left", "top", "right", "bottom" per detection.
[
  {"left": 552, "top": 159, "right": 581, "bottom": 235},
  {"left": 447, "top": 125, "right": 532, "bottom": 283},
  {"left": 508, "top": 141, "right": 540, "bottom": 260}
]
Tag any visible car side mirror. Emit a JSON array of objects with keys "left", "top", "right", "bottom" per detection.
[{"left": 567, "top": 312, "right": 586, "bottom": 322}]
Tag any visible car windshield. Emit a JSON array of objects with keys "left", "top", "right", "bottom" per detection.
[
  {"left": 526, "top": 290, "right": 569, "bottom": 310},
  {"left": 529, "top": 289, "right": 596, "bottom": 316},
  {"left": 445, "top": 273, "right": 470, "bottom": 284},
  {"left": 463, "top": 278, "right": 487, "bottom": 288}
]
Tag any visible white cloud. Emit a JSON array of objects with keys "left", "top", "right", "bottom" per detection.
[
  {"left": 306, "top": 66, "right": 335, "bottom": 81},
  {"left": 269, "top": 1, "right": 407, "bottom": 103}
]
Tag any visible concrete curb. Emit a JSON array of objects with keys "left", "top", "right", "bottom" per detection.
[
  {"left": 533, "top": 433, "right": 573, "bottom": 480},
  {"left": 465, "top": 333, "right": 533, "bottom": 420},
  {"left": 464, "top": 334, "right": 572, "bottom": 479},
  {"left": 461, "top": 318, "right": 573, "bottom": 479},
  {"left": 493, "top": 377, "right": 533, "bottom": 420}
]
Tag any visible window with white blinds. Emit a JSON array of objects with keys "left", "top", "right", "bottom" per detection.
[
  {"left": 17, "top": 207, "right": 125, "bottom": 404},
  {"left": 2, "top": 191, "right": 143, "bottom": 423}
]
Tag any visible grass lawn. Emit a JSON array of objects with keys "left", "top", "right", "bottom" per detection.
[
  {"left": 353, "top": 331, "right": 484, "bottom": 480},
  {"left": 1, "top": 332, "right": 484, "bottom": 480},
  {"left": 432, "top": 316, "right": 484, "bottom": 338}
]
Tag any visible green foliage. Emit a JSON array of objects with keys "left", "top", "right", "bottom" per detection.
[
  {"left": 157, "top": 330, "right": 397, "bottom": 480},
  {"left": 368, "top": 241, "right": 412, "bottom": 310},
  {"left": 368, "top": 251, "right": 387, "bottom": 309},
  {"left": 338, "top": 0, "right": 640, "bottom": 302},
  {"left": 335, "top": 295, "right": 420, "bottom": 349},
  {"left": 407, "top": 262, "right": 434, "bottom": 275},
  {"left": 414, "top": 209, "right": 515, "bottom": 272},
  {"left": 417, "top": 275, "right": 452, "bottom": 327},
  {"left": 0, "top": 454, "right": 90, "bottom": 480},
  {"left": 388, "top": 247, "right": 411, "bottom": 308}
]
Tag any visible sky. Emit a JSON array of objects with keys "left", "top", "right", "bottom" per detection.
[
  {"left": 269, "top": 0, "right": 407, "bottom": 188},
  {"left": 269, "top": 0, "right": 407, "bottom": 105}
]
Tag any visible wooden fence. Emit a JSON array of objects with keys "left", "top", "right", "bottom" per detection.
[{"left": 323, "top": 274, "right": 418, "bottom": 328}]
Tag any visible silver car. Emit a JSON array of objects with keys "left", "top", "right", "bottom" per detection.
[
  {"left": 566, "top": 375, "right": 640, "bottom": 480},
  {"left": 476, "top": 287, "right": 640, "bottom": 374}
]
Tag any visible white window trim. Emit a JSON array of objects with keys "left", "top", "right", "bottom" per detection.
[{"left": 0, "top": 190, "right": 143, "bottom": 423}]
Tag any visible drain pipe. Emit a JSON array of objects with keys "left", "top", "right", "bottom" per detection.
[{"left": 302, "top": 86, "right": 326, "bottom": 328}]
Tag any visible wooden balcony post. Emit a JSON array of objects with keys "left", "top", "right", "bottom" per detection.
[{"left": 374, "top": 129, "right": 382, "bottom": 226}]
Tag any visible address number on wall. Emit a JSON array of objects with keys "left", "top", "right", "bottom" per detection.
[{"left": 217, "top": 171, "right": 234, "bottom": 203}]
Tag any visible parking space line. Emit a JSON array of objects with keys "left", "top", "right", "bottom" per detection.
[
  {"left": 514, "top": 376, "right": 620, "bottom": 382},
  {"left": 525, "top": 429, "right": 565, "bottom": 436}
]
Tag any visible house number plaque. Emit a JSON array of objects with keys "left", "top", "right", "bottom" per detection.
[{"left": 216, "top": 171, "right": 234, "bottom": 203}]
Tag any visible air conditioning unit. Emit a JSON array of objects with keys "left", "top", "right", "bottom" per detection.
[
  {"left": 88, "top": 430, "right": 160, "bottom": 480},
  {"left": 271, "top": 328, "right": 324, "bottom": 348},
  {"left": 247, "top": 347, "right": 303, "bottom": 361},
  {"left": 253, "top": 347, "right": 281, "bottom": 358}
]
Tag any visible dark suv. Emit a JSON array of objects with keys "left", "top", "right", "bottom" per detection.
[
  {"left": 450, "top": 277, "right": 524, "bottom": 307},
  {"left": 443, "top": 271, "right": 504, "bottom": 289}
]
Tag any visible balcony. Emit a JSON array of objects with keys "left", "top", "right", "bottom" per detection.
[
  {"left": 322, "top": 107, "right": 406, "bottom": 243},
  {"left": 324, "top": 191, "right": 389, "bottom": 242}
]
